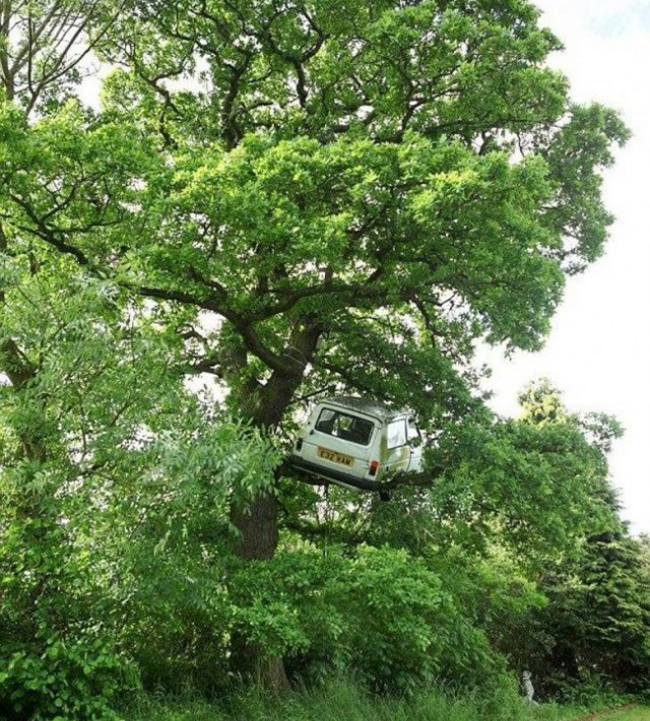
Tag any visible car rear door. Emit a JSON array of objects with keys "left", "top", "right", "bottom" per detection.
[{"left": 300, "top": 405, "right": 377, "bottom": 480}]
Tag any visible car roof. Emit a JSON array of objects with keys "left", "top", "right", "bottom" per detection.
[{"left": 318, "top": 395, "right": 409, "bottom": 422}]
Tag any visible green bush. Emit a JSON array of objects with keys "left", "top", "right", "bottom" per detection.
[
  {"left": 0, "top": 466, "right": 135, "bottom": 720},
  {"left": 0, "top": 632, "right": 135, "bottom": 721},
  {"left": 230, "top": 545, "right": 504, "bottom": 693}
]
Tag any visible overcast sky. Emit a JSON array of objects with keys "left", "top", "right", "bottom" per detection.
[{"left": 483, "top": 0, "right": 650, "bottom": 535}]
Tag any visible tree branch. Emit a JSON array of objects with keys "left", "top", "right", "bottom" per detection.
[{"left": 10, "top": 193, "right": 90, "bottom": 266}]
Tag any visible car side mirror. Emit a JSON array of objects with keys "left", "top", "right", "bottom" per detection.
[{"left": 410, "top": 436, "right": 423, "bottom": 448}]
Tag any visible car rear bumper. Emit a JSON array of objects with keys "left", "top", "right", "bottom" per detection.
[{"left": 287, "top": 455, "right": 385, "bottom": 491}]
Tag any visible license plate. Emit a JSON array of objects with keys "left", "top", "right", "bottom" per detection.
[{"left": 317, "top": 447, "right": 354, "bottom": 467}]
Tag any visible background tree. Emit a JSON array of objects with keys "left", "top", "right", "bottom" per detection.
[
  {"left": 532, "top": 529, "right": 650, "bottom": 699},
  {"left": 0, "top": 0, "right": 125, "bottom": 112}
]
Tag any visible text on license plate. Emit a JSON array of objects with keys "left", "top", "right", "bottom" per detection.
[{"left": 317, "top": 448, "right": 354, "bottom": 467}]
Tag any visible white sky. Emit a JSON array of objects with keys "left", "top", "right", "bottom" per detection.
[{"left": 483, "top": 0, "right": 650, "bottom": 535}]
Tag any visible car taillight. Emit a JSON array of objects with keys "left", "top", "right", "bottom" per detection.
[{"left": 369, "top": 460, "right": 379, "bottom": 476}]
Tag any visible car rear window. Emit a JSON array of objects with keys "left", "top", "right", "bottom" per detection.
[{"left": 315, "top": 409, "right": 375, "bottom": 446}]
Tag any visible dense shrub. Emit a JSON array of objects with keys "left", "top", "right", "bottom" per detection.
[
  {"left": 231, "top": 545, "right": 504, "bottom": 693},
  {"left": 0, "top": 415, "right": 279, "bottom": 718}
]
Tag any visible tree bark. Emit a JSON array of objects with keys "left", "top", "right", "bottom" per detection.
[
  {"left": 231, "top": 493, "right": 279, "bottom": 561},
  {"left": 228, "top": 374, "right": 303, "bottom": 690},
  {"left": 227, "top": 323, "right": 321, "bottom": 690}
]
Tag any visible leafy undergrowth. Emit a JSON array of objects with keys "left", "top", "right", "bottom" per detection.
[{"left": 123, "top": 678, "right": 591, "bottom": 721}]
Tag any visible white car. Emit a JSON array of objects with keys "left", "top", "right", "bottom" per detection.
[{"left": 289, "top": 396, "right": 424, "bottom": 491}]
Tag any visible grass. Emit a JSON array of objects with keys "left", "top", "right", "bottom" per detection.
[
  {"left": 588, "top": 709, "right": 650, "bottom": 721},
  {"left": 122, "top": 678, "right": 598, "bottom": 721}
]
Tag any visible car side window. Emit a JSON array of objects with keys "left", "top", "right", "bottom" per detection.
[
  {"left": 387, "top": 420, "right": 407, "bottom": 449},
  {"left": 407, "top": 418, "right": 421, "bottom": 443}
]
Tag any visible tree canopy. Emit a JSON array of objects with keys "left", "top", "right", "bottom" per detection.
[{"left": 1, "top": 0, "right": 629, "bottom": 430}]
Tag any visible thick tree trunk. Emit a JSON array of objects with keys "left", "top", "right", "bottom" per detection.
[
  {"left": 230, "top": 490, "right": 291, "bottom": 690},
  {"left": 227, "top": 320, "right": 322, "bottom": 689},
  {"left": 231, "top": 493, "right": 279, "bottom": 561},
  {"left": 229, "top": 371, "right": 307, "bottom": 690}
]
